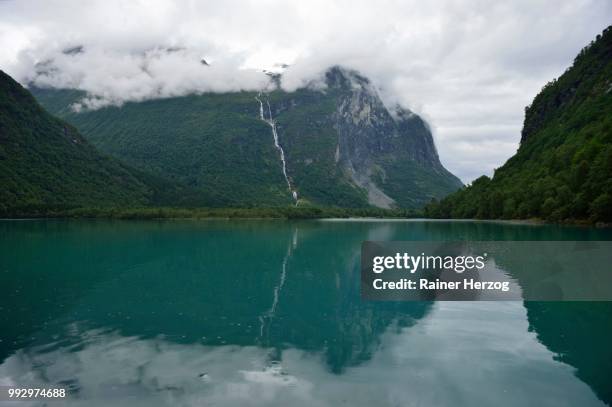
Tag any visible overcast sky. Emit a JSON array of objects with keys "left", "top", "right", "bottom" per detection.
[{"left": 1, "top": 0, "right": 610, "bottom": 183}]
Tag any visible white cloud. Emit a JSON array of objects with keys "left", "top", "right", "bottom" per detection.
[
  {"left": 0, "top": 0, "right": 610, "bottom": 182},
  {"left": 25, "top": 47, "right": 272, "bottom": 110}
]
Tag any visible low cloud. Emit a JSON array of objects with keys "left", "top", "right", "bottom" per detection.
[
  {"left": 24, "top": 46, "right": 272, "bottom": 110},
  {"left": 1, "top": 0, "right": 610, "bottom": 182}
]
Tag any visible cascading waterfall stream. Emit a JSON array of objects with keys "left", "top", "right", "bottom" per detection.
[{"left": 255, "top": 94, "right": 298, "bottom": 204}]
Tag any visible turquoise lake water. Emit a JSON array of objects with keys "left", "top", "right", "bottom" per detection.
[{"left": 1, "top": 219, "right": 611, "bottom": 406}]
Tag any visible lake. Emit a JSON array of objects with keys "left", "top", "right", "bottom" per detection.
[{"left": 1, "top": 219, "right": 611, "bottom": 406}]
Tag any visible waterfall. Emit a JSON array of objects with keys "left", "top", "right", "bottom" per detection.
[{"left": 255, "top": 94, "right": 298, "bottom": 204}]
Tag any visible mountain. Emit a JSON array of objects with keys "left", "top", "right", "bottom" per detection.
[
  {"left": 32, "top": 67, "right": 462, "bottom": 209},
  {"left": 425, "top": 26, "right": 612, "bottom": 222},
  {"left": 0, "top": 70, "right": 199, "bottom": 215}
]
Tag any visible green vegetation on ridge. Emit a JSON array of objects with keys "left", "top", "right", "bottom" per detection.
[
  {"left": 0, "top": 70, "right": 146, "bottom": 213},
  {"left": 425, "top": 26, "right": 612, "bottom": 223},
  {"left": 0, "top": 70, "right": 213, "bottom": 216}
]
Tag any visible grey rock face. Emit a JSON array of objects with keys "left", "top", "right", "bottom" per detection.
[{"left": 325, "top": 67, "right": 459, "bottom": 207}]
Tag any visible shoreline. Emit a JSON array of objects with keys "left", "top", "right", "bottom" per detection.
[{"left": 1, "top": 210, "right": 609, "bottom": 227}]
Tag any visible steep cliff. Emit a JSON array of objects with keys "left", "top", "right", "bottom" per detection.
[{"left": 270, "top": 67, "right": 461, "bottom": 208}]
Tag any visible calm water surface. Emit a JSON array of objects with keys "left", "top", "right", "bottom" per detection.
[{"left": 1, "top": 219, "right": 611, "bottom": 406}]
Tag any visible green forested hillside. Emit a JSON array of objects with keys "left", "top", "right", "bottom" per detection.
[
  {"left": 34, "top": 90, "right": 298, "bottom": 206},
  {"left": 0, "top": 70, "right": 201, "bottom": 214},
  {"left": 33, "top": 67, "right": 461, "bottom": 209},
  {"left": 425, "top": 26, "right": 612, "bottom": 222}
]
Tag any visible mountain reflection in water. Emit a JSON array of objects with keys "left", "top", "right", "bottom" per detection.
[{"left": 0, "top": 220, "right": 611, "bottom": 406}]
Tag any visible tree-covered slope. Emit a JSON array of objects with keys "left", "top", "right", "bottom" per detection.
[
  {"left": 33, "top": 67, "right": 462, "bottom": 209},
  {"left": 425, "top": 26, "right": 612, "bottom": 222},
  {"left": 0, "top": 70, "right": 196, "bottom": 214},
  {"left": 34, "top": 90, "right": 299, "bottom": 206}
]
